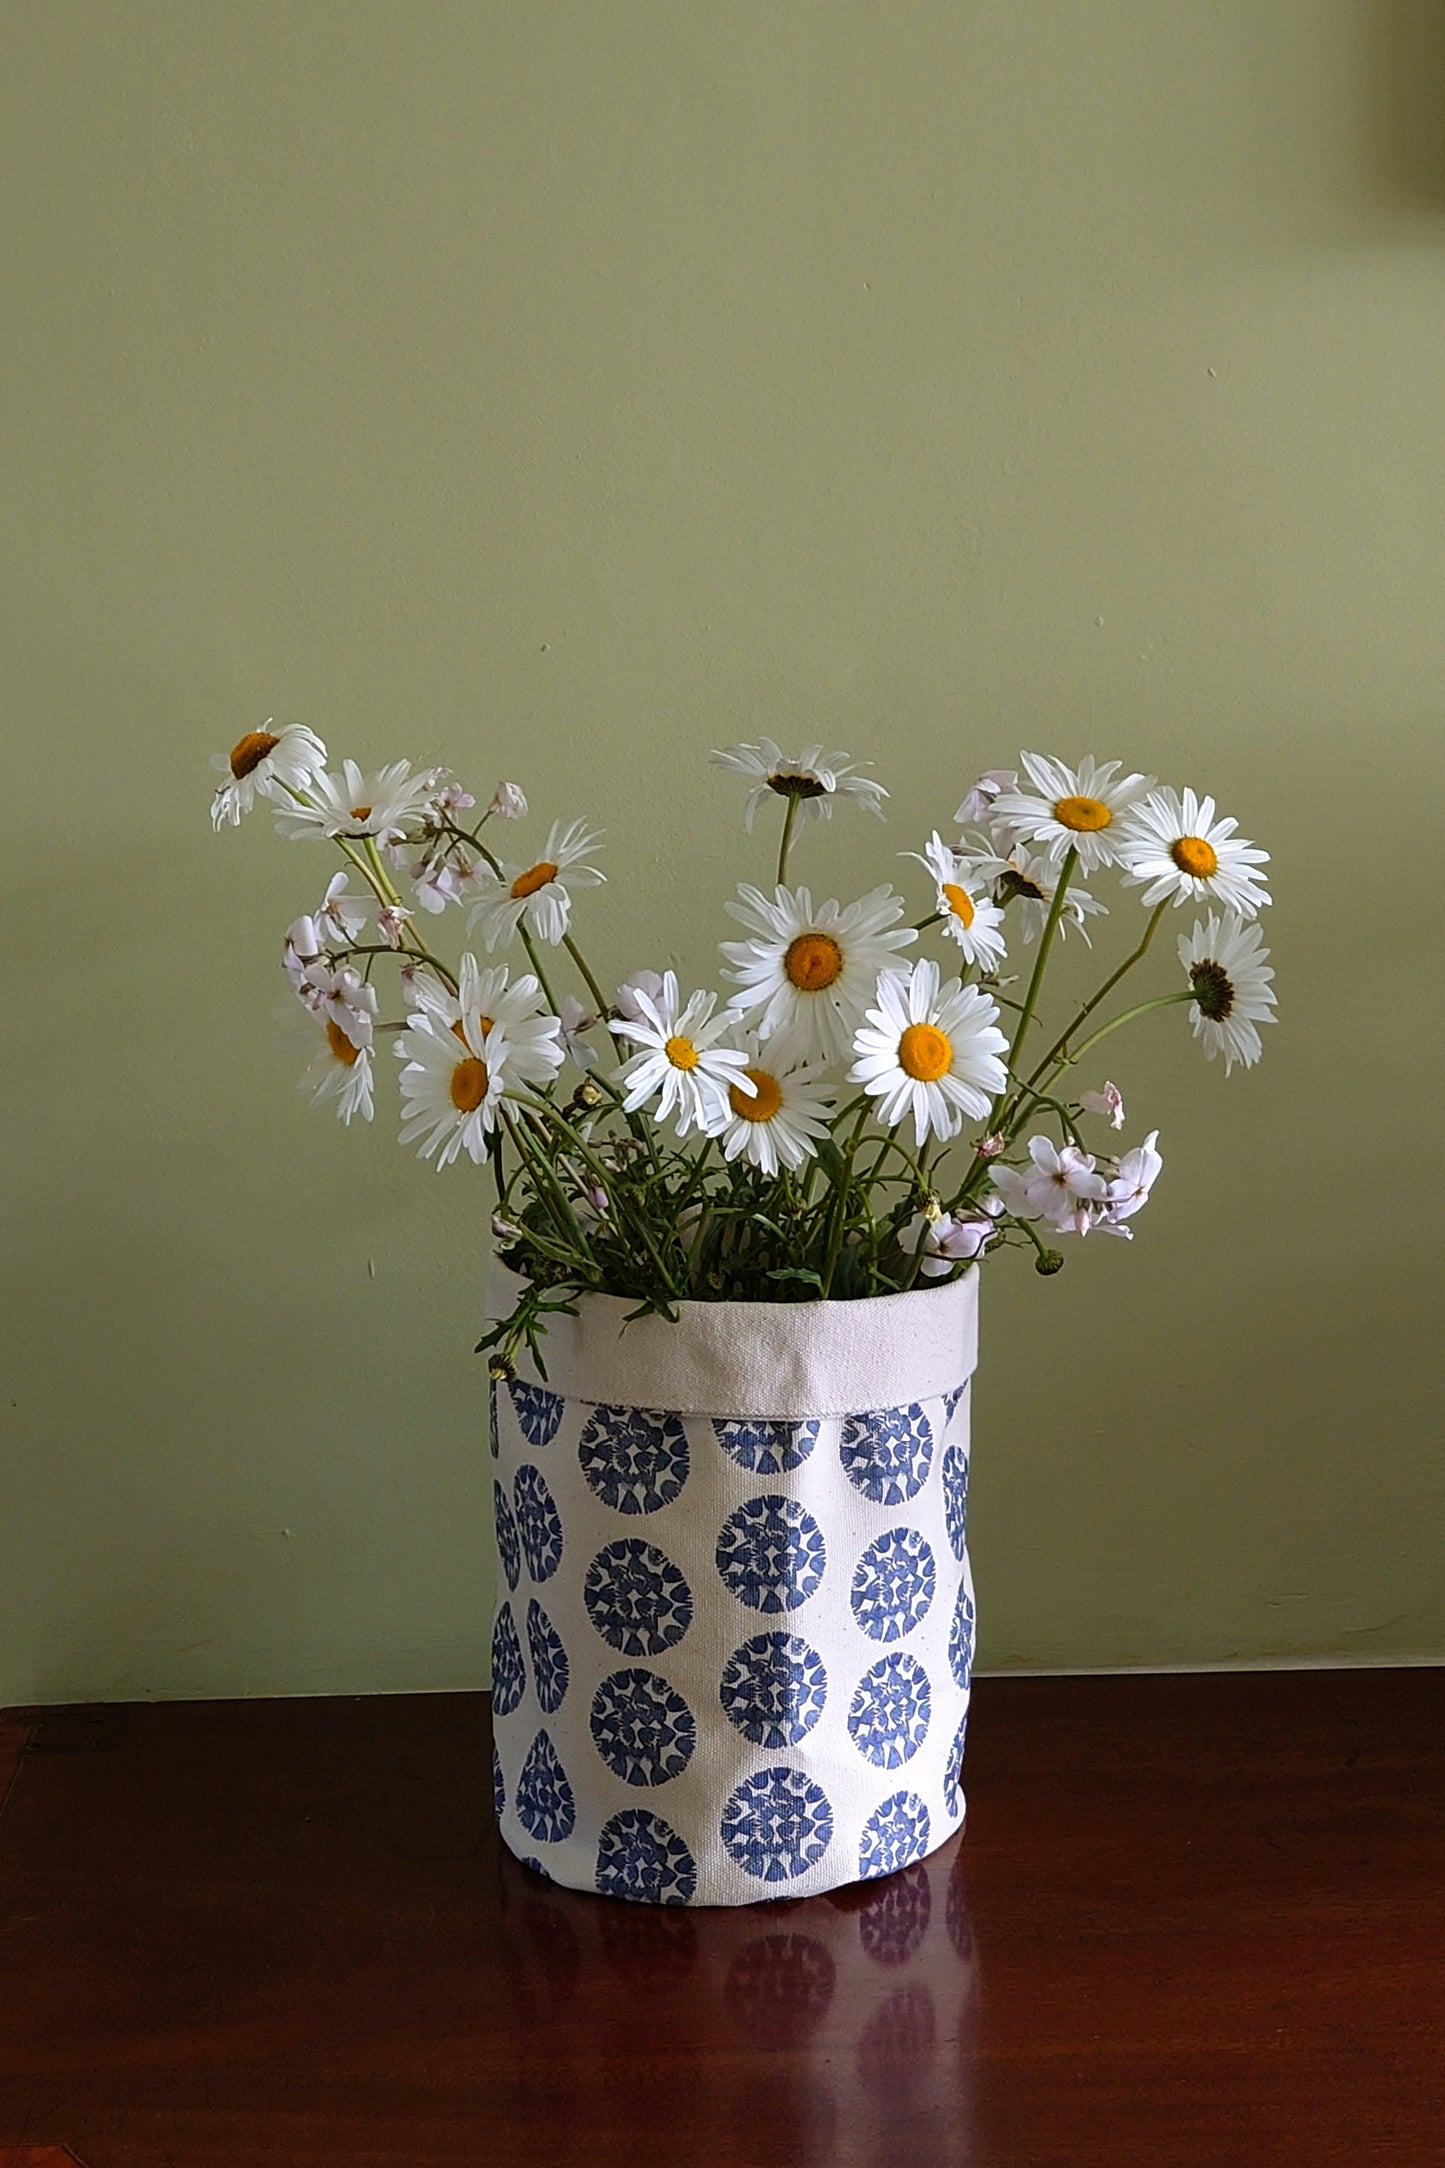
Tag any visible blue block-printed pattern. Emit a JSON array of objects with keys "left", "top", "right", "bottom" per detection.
[
  {"left": 525, "top": 1599, "right": 570, "bottom": 1716},
  {"left": 492, "top": 1743, "right": 506, "bottom": 1822},
  {"left": 513, "top": 1464, "right": 564, "bottom": 1584},
  {"left": 943, "top": 1382, "right": 968, "bottom": 1426},
  {"left": 858, "top": 1791, "right": 932, "bottom": 1880},
  {"left": 491, "top": 1602, "right": 526, "bottom": 1718},
  {"left": 488, "top": 1377, "right": 499, "bottom": 1461},
  {"left": 584, "top": 1539, "right": 693, "bottom": 1657},
  {"left": 943, "top": 1710, "right": 969, "bottom": 1821},
  {"left": 712, "top": 1417, "right": 819, "bottom": 1476},
  {"left": 493, "top": 1480, "right": 521, "bottom": 1593},
  {"left": 509, "top": 1377, "right": 565, "bottom": 1447},
  {"left": 516, "top": 1729, "right": 576, "bottom": 1843},
  {"left": 949, "top": 1586, "right": 975, "bottom": 1691},
  {"left": 851, "top": 1528, "right": 937, "bottom": 1643},
  {"left": 720, "top": 1766, "right": 835, "bottom": 1883},
  {"left": 716, "top": 1495, "right": 826, "bottom": 1614},
  {"left": 847, "top": 1653, "right": 932, "bottom": 1769},
  {"left": 596, "top": 1808, "right": 698, "bottom": 1905},
  {"left": 591, "top": 1668, "right": 697, "bottom": 1787},
  {"left": 719, "top": 1632, "right": 828, "bottom": 1748},
  {"left": 840, "top": 1403, "right": 934, "bottom": 1506},
  {"left": 942, "top": 1441, "right": 969, "bottom": 1563},
  {"left": 579, "top": 1404, "right": 690, "bottom": 1516}
]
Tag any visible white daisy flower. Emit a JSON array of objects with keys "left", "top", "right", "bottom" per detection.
[
  {"left": 900, "top": 1200, "right": 1003, "bottom": 1276},
  {"left": 273, "top": 758, "right": 446, "bottom": 848},
  {"left": 716, "top": 1041, "right": 835, "bottom": 1177},
  {"left": 614, "top": 972, "right": 755, "bottom": 1139},
  {"left": 990, "top": 753, "right": 1154, "bottom": 873},
  {"left": 1100, "top": 1129, "right": 1162, "bottom": 1237},
  {"left": 711, "top": 739, "right": 887, "bottom": 831},
  {"left": 395, "top": 953, "right": 560, "bottom": 1170},
  {"left": 210, "top": 722, "right": 327, "bottom": 830},
  {"left": 990, "top": 1136, "right": 1110, "bottom": 1236},
  {"left": 966, "top": 843, "right": 1108, "bottom": 947},
  {"left": 722, "top": 884, "right": 916, "bottom": 1067},
  {"left": 1117, "top": 786, "right": 1271, "bottom": 917},
  {"left": 302, "top": 1017, "right": 375, "bottom": 1125},
  {"left": 849, "top": 958, "right": 1009, "bottom": 1148},
  {"left": 401, "top": 954, "right": 565, "bottom": 1095},
  {"left": 910, "top": 833, "right": 1008, "bottom": 971},
  {"left": 1178, "top": 911, "right": 1277, "bottom": 1074},
  {"left": 954, "top": 768, "right": 1017, "bottom": 829},
  {"left": 467, "top": 818, "right": 605, "bottom": 950},
  {"left": 1078, "top": 1080, "right": 1126, "bottom": 1129}
]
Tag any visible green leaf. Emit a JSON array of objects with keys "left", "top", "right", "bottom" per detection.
[{"left": 765, "top": 1266, "right": 825, "bottom": 1291}]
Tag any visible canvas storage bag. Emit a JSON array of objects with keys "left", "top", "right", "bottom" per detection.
[{"left": 487, "top": 1265, "right": 978, "bottom": 1906}]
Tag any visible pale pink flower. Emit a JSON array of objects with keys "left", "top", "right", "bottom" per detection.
[{"left": 1078, "top": 1081, "right": 1126, "bottom": 1130}]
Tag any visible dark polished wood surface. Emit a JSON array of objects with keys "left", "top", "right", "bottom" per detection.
[{"left": 0, "top": 1671, "right": 1440, "bottom": 2165}]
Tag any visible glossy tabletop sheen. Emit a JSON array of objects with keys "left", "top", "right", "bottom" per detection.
[{"left": 0, "top": 1672, "right": 1440, "bottom": 2165}]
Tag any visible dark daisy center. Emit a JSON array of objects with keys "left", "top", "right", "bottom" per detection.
[
  {"left": 1189, "top": 959, "right": 1235, "bottom": 1020},
  {"left": 767, "top": 771, "right": 828, "bottom": 800},
  {"left": 997, "top": 868, "right": 1046, "bottom": 904}
]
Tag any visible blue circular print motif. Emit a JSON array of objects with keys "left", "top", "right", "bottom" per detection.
[
  {"left": 513, "top": 1464, "right": 564, "bottom": 1584},
  {"left": 719, "top": 1633, "right": 828, "bottom": 1748},
  {"left": 579, "top": 1404, "right": 690, "bottom": 1516},
  {"left": 596, "top": 1809, "right": 697, "bottom": 1906},
  {"left": 584, "top": 1539, "right": 693, "bottom": 1657},
  {"left": 525, "top": 1599, "right": 570, "bottom": 1716},
  {"left": 720, "top": 1766, "right": 834, "bottom": 1884},
  {"left": 716, "top": 1495, "right": 826, "bottom": 1614},
  {"left": 491, "top": 1743, "right": 506, "bottom": 1822},
  {"left": 944, "top": 1709, "right": 969, "bottom": 1821},
  {"left": 840, "top": 1403, "right": 934, "bottom": 1506},
  {"left": 949, "top": 1585, "right": 976, "bottom": 1690},
  {"left": 515, "top": 1729, "right": 575, "bottom": 1843},
  {"left": 509, "top": 1378, "right": 565, "bottom": 1448},
  {"left": 493, "top": 1481, "right": 521, "bottom": 1593},
  {"left": 847, "top": 1653, "right": 932, "bottom": 1768},
  {"left": 943, "top": 1382, "right": 968, "bottom": 1427},
  {"left": 943, "top": 1441, "right": 970, "bottom": 1563},
  {"left": 858, "top": 1791, "right": 932, "bottom": 1880},
  {"left": 590, "top": 1668, "right": 696, "bottom": 1788},
  {"left": 851, "top": 1529, "right": 936, "bottom": 1643},
  {"left": 490, "top": 1602, "right": 526, "bottom": 1717},
  {"left": 712, "top": 1417, "right": 819, "bottom": 1476}
]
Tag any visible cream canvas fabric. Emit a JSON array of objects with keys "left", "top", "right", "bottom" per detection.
[{"left": 487, "top": 1266, "right": 979, "bottom": 1906}]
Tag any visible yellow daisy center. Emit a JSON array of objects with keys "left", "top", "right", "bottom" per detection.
[
  {"left": 511, "top": 860, "right": 559, "bottom": 900},
  {"left": 664, "top": 1035, "right": 700, "bottom": 1071},
  {"left": 1054, "top": 794, "right": 1112, "bottom": 833},
  {"left": 450, "top": 1057, "right": 490, "bottom": 1112},
  {"left": 229, "top": 729, "right": 279, "bottom": 779},
  {"left": 784, "top": 932, "right": 844, "bottom": 992},
  {"left": 325, "top": 1019, "right": 360, "bottom": 1068},
  {"left": 730, "top": 1068, "right": 783, "bottom": 1123},
  {"left": 941, "top": 881, "right": 976, "bottom": 929},
  {"left": 899, "top": 1023, "right": 953, "bottom": 1082},
  {"left": 1171, "top": 835, "right": 1219, "bottom": 879}
]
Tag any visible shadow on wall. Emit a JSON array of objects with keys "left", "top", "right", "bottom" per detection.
[{"left": 1367, "top": 0, "right": 1445, "bottom": 203}]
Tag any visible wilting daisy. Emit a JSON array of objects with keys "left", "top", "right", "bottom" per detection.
[
  {"left": 722, "top": 884, "right": 916, "bottom": 1067},
  {"left": 301, "top": 1018, "right": 375, "bottom": 1125},
  {"left": 614, "top": 972, "right": 756, "bottom": 1138},
  {"left": 899, "top": 1200, "right": 1003, "bottom": 1275},
  {"left": 849, "top": 958, "right": 1009, "bottom": 1148},
  {"left": 468, "top": 819, "right": 605, "bottom": 950},
  {"left": 909, "top": 833, "right": 1008, "bottom": 971},
  {"left": 1117, "top": 787, "right": 1271, "bottom": 917},
  {"left": 1178, "top": 911, "right": 1276, "bottom": 1073},
  {"left": 966, "top": 843, "right": 1108, "bottom": 946},
  {"left": 990, "top": 1136, "right": 1110, "bottom": 1236},
  {"left": 712, "top": 740, "right": 887, "bottom": 831},
  {"left": 210, "top": 722, "right": 327, "bottom": 830},
  {"left": 273, "top": 758, "right": 446, "bottom": 848},
  {"left": 991, "top": 754, "right": 1154, "bottom": 873},
  {"left": 716, "top": 1041, "right": 835, "bottom": 1176}
]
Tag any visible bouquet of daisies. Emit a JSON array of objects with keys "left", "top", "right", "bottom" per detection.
[{"left": 212, "top": 728, "right": 1275, "bottom": 1374}]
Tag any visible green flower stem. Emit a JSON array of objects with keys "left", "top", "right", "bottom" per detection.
[
  {"left": 776, "top": 796, "right": 800, "bottom": 887},
  {"left": 517, "top": 1093, "right": 682, "bottom": 1298},
  {"left": 819, "top": 1105, "right": 870, "bottom": 1298},
  {"left": 1044, "top": 989, "right": 1197, "bottom": 1078},
  {"left": 1017, "top": 898, "right": 1171, "bottom": 1101},
  {"left": 499, "top": 1108, "right": 594, "bottom": 1261}
]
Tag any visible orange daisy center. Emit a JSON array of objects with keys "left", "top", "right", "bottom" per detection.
[
  {"left": 729, "top": 1068, "right": 783, "bottom": 1123},
  {"left": 511, "top": 861, "right": 559, "bottom": 900},
  {"left": 450, "top": 1057, "right": 490, "bottom": 1112},
  {"left": 229, "top": 729, "right": 279, "bottom": 779},
  {"left": 1171, "top": 835, "right": 1219, "bottom": 878},
  {"left": 325, "top": 1019, "right": 360, "bottom": 1068},
  {"left": 899, "top": 1022, "right": 952, "bottom": 1082},
  {"left": 1054, "top": 794, "right": 1112, "bottom": 833},
  {"left": 784, "top": 932, "right": 844, "bottom": 992},
  {"left": 941, "top": 881, "right": 976, "bottom": 929},
  {"left": 664, "top": 1035, "right": 700, "bottom": 1071}
]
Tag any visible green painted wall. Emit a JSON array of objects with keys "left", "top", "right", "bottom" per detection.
[{"left": 3, "top": 1, "right": 1441, "bottom": 1701}]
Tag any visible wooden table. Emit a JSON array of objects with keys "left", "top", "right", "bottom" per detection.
[{"left": 0, "top": 1671, "right": 1439, "bottom": 2165}]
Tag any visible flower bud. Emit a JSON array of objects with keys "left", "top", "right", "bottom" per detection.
[{"left": 1035, "top": 1249, "right": 1065, "bottom": 1276}]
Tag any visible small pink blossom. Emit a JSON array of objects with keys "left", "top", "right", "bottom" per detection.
[
  {"left": 955, "top": 769, "right": 1017, "bottom": 828},
  {"left": 614, "top": 969, "right": 665, "bottom": 1023},
  {"left": 377, "top": 903, "right": 412, "bottom": 949},
  {"left": 1078, "top": 1081, "right": 1126, "bottom": 1129},
  {"left": 488, "top": 781, "right": 528, "bottom": 820},
  {"left": 900, "top": 1201, "right": 1003, "bottom": 1276}
]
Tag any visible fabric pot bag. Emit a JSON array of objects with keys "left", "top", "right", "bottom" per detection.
[{"left": 487, "top": 1265, "right": 978, "bottom": 1906}]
